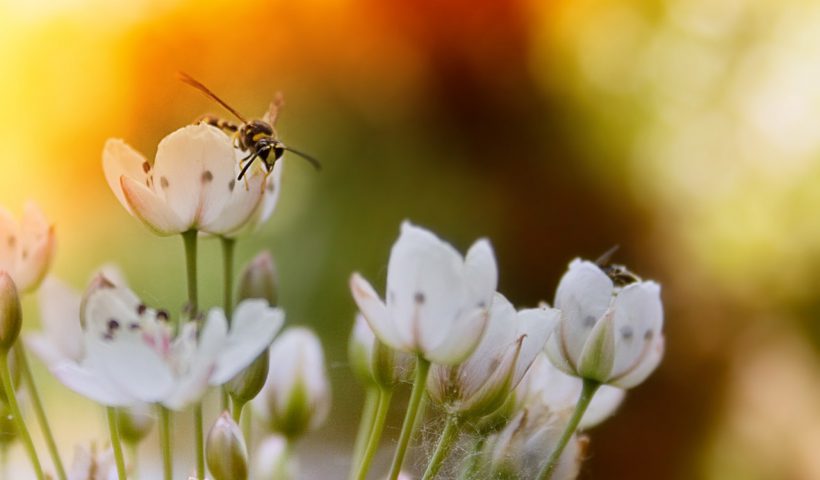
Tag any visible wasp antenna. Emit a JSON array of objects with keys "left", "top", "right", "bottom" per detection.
[
  {"left": 283, "top": 146, "right": 322, "bottom": 171},
  {"left": 595, "top": 245, "right": 620, "bottom": 266},
  {"left": 237, "top": 153, "right": 259, "bottom": 181},
  {"left": 178, "top": 72, "right": 248, "bottom": 124}
]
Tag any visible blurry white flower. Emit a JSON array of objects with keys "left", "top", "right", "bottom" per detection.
[
  {"left": 545, "top": 259, "right": 665, "bottom": 388},
  {"left": 350, "top": 221, "right": 497, "bottom": 365},
  {"left": 515, "top": 353, "right": 625, "bottom": 430},
  {"left": 206, "top": 412, "right": 248, "bottom": 480},
  {"left": 254, "top": 435, "right": 296, "bottom": 480},
  {"left": 256, "top": 327, "right": 331, "bottom": 439},
  {"left": 50, "top": 276, "right": 283, "bottom": 409},
  {"left": 482, "top": 405, "right": 583, "bottom": 480},
  {"left": 0, "top": 202, "right": 55, "bottom": 293},
  {"left": 427, "top": 293, "right": 558, "bottom": 419},
  {"left": 67, "top": 444, "right": 117, "bottom": 480},
  {"left": 103, "top": 123, "right": 278, "bottom": 236},
  {"left": 349, "top": 313, "right": 414, "bottom": 390},
  {"left": 116, "top": 403, "right": 155, "bottom": 445}
]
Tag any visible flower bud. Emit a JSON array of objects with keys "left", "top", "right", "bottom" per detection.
[
  {"left": 206, "top": 411, "right": 248, "bottom": 480},
  {"left": 228, "top": 350, "right": 270, "bottom": 405},
  {"left": 237, "top": 251, "right": 278, "bottom": 305},
  {"left": 116, "top": 404, "right": 155, "bottom": 445},
  {"left": 348, "top": 314, "right": 376, "bottom": 386},
  {"left": 0, "top": 272, "right": 22, "bottom": 351},
  {"left": 256, "top": 327, "right": 330, "bottom": 440},
  {"left": 348, "top": 314, "right": 414, "bottom": 390},
  {"left": 253, "top": 435, "right": 296, "bottom": 480}
]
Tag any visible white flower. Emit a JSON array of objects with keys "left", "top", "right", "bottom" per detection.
[
  {"left": 67, "top": 444, "right": 117, "bottom": 480},
  {"left": 482, "top": 405, "right": 583, "bottom": 480},
  {"left": 350, "top": 221, "right": 497, "bottom": 365},
  {"left": 515, "top": 353, "right": 625, "bottom": 430},
  {"left": 545, "top": 259, "right": 665, "bottom": 389},
  {"left": 49, "top": 276, "right": 283, "bottom": 410},
  {"left": 427, "top": 293, "right": 558, "bottom": 419},
  {"left": 0, "top": 202, "right": 55, "bottom": 293},
  {"left": 255, "top": 327, "right": 331, "bottom": 439},
  {"left": 254, "top": 435, "right": 297, "bottom": 480},
  {"left": 103, "top": 123, "right": 281, "bottom": 236}
]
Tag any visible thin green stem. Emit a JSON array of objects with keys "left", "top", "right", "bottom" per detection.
[
  {"left": 14, "top": 343, "right": 66, "bottom": 480},
  {"left": 0, "top": 349, "right": 44, "bottom": 480},
  {"left": 387, "top": 356, "right": 430, "bottom": 480},
  {"left": 1, "top": 444, "right": 7, "bottom": 480},
  {"left": 127, "top": 443, "right": 139, "bottom": 479},
  {"left": 536, "top": 379, "right": 600, "bottom": 480},
  {"left": 220, "top": 237, "right": 236, "bottom": 321},
  {"left": 232, "top": 399, "right": 246, "bottom": 425},
  {"left": 106, "top": 407, "right": 128, "bottom": 479},
  {"left": 457, "top": 436, "right": 486, "bottom": 480},
  {"left": 242, "top": 404, "right": 253, "bottom": 455},
  {"left": 182, "top": 230, "right": 205, "bottom": 480},
  {"left": 194, "top": 403, "right": 205, "bottom": 480},
  {"left": 355, "top": 388, "right": 393, "bottom": 480},
  {"left": 158, "top": 406, "right": 172, "bottom": 480},
  {"left": 348, "top": 387, "right": 379, "bottom": 480},
  {"left": 421, "top": 415, "right": 461, "bottom": 480},
  {"left": 181, "top": 230, "right": 199, "bottom": 318}
]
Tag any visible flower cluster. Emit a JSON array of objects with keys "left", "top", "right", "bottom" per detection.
[{"left": 0, "top": 99, "right": 665, "bottom": 480}]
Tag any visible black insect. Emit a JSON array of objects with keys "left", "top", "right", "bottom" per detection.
[{"left": 179, "top": 72, "right": 320, "bottom": 181}]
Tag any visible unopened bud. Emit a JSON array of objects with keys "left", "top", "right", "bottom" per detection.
[
  {"left": 206, "top": 411, "right": 248, "bottom": 480},
  {"left": 0, "top": 273, "right": 21, "bottom": 351},
  {"left": 116, "top": 404, "right": 155, "bottom": 445},
  {"left": 237, "top": 251, "right": 277, "bottom": 305},
  {"left": 348, "top": 314, "right": 375, "bottom": 386},
  {"left": 228, "top": 350, "right": 270, "bottom": 405},
  {"left": 253, "top": 435, "right": 296, "bottom": 480}
]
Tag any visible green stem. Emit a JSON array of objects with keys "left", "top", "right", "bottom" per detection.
[
  {"left": 355, "top": 388, "right": 393, "bottom": 480},
  {"left": 457, "top": 436, "right": 486, "bottom": 480},
  {"left": 182, "top": 230, "right": 205, "bottom": 480},
  {"left": 242, "top": 404, "right": 253, "bottom": 455},
  {"left": 348, "top": 387, "right": 379, "bottom": 480},
  {"left": 14, "top": 343, "right": 66, "bottom": 480},
  {"left": 158, "top": 406, "right": 172, "bottom": 480},
  {"left": 194, "top": 403, "right": 205, "bottom": 480},
  {"left": 220, "top": 237, "right": 236, "bottom": 321},
  {"left": 536, "top": 379, "right": 600, "bottom": 480},
  {"left": 0, "top": 349, "right": 44, "bottom": 480},
  {"left": 181, "top": 230, "right": 199, "bottom": 319},
  {"left": 421, "top": 415, "right": 461, "bottom": 480},
  {"left": 387, "top": 356, "right": 430, "bottom": 480},
  {"left": 106, "top": 407, "right": 128, "bottom": 479},
  {"left": 232, "top": 399, "right": 246, "bottom": 425}
]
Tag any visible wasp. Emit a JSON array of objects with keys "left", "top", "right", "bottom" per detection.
[
  {"left": 594, "top": 245, "right": 641, "bottom": 286},
  {"left": 179, "top": 72, "right": 320, "bottom": 181}
]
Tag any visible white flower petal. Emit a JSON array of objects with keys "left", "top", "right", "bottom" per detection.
[
  {"left": 350, "top": 273, "right": 407, "bottom": 351},
  {"left": 610, "top": 335, "right": 665, "bottom": 389},
  {"left": 424, "top": 307, "right": 488, "bottom": 365},
  {"left": 211, "top": 301, "right": 284, "bottom": 384},
  {"left": 86, "top": 336, "right": 175, "bottom": 404},
  {"left": 511, "top": 306, "right": 559, "bottom": 386},
  {"left": 609, "top": 281, "right": 664, "bottom": 378},
  {"left": 554, "top": 259, "right": 614, "bottom": 368},
  {"left": 579, "top": 384, "right": 626, "bottom": 429},
  {"left": 35, "top": 276, "right": 84, "bottom": 363},
  {"left": 52, "top": 361, "right": 136, "bottom": 407},
  {"left": 102, "top": 139, "right": 149, "bottom": 216},
  {"left": 463, "top": 238, "right": 498, "bottom": 305},
  {"left": 0, "top": 207, "right": 19, "bottom": 274},
  {"left": 201, "top": 165, "right": 266, "bottom": 235},
  {"left": 387, "top": 222, "right": 469, "bottom": 352},
  {"left": 120, "top": 176, "right": 185, "bottom": 235}
]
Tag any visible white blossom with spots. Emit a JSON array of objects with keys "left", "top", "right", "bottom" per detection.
[
  {"left": 103, "top": 123, "right": 282, "bottom": 237},
  {"left": 49, "top": 275, "right": 283, "bottom": 410},
  {"left": 426, "top": 293, "right": 558, "bottom": 419},
  {"left": 0, "top": 202, "right": 55, "bottom": 294},
  {"left": 545, "top": 259, "right": 665, "bottom": 389},
  {"left": 350, "top": 221, "right": 497, "bottom": 365}
]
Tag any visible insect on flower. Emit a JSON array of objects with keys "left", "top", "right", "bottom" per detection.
[{"left": 179, "top": 72, "right": 320, "bottom": 181}]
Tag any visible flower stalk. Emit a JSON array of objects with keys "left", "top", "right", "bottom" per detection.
[
  {"left": 182, "top": 229, "right": 204, "bottom": 479},
  {"left": 15, "top": 344, "right": 67, "bottom": 480},
  {"left": 387, "top": 356, "right": 430, "bottom": 480},
  {"left": 421, "top": 415, "right": 461, "bottom": 480},
  {"left": 106, "top": 407, "right": 128, "bottom": 480},
  {"left": 536, "top": 379, "right": 600, "bottom": 480},
  {"left": 354, "top": 388, "right": 393, "bottom": 480},
  {"left": 349, "top": 387, "right": 379, "bottom": 479},
  {"left": 158, "top": 406, "right": 173, "bottom": 480},
  {"left": 0, "top": 350, "right": 44, "bottom": 480}
]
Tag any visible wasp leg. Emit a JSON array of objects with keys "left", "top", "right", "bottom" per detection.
[{"left": 237, "top": 153, "right": 258, "bottom": 182}]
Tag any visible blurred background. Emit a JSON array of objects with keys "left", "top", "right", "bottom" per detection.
[{"left": 1, "top": 0, "right": 820, "bottom": 478}]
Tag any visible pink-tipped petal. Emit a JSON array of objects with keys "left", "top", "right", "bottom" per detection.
[{"left": 120, "top": 176, "right": 185, "bottom": 235}]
